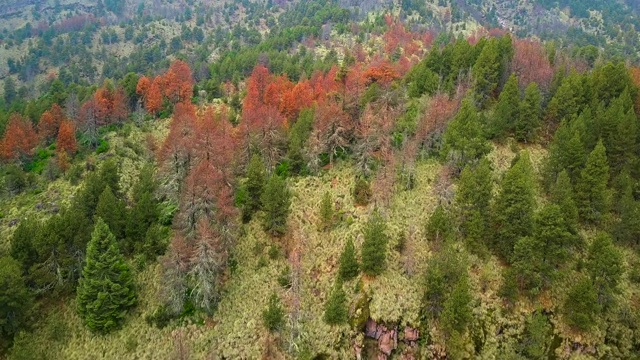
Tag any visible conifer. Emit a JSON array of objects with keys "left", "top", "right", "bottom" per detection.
[
  {"left": 95, "top": 186, "right": 126, "bottom": 241},
  {"left": 456, "top": 159, "right": 493, "bottom": 248},
  {"left": 441, "top": 99, "right": 491, "bottom": 171},
  {"left": 361, "top": 210, "right": 388, "bottom": 276},
  {"left": 338, "top": 238, "right": 359, "bottom": 281},
  {"left": 262, "top": 293, "right": 285, "bottom": 332},
  {"left": 261, "top": 175, "right": 291, "bottom": 236},
  {"left": 76, "top": 218, "right": 136, "bottom": 333},
  {"left": 516, "top": 82, "right": 542, "bottom": 143},
  {"left": 319, "top": 191, "right": 334, "bottom": 231},
  {"left": 563, "top": 278, "right": 600, "bottom": 331},
  {"left": 243, "top": 154, "right": 266, "bottom": 222},
  {"left": 324, "top": 280, "right": 348, "bottom": 325},
  {"left": 575, "top": 140, "right": 610, "bottom": 224},
  {"left": 586, "top": 233, "right": 624, "bottom": 310},
  {"left": 490, "top": 73, "right": 520, "bottom": 139}
]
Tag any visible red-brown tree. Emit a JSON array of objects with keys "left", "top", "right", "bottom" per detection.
[
  {"left": 56, "top": 120, "right": 77, "bottom": 156},
  {"left": 38, "top": 103, "right": 66, "bottom": 143},
  {"left": 145, "top": 76, "right": 164, "bottom": 115},
  {"left": 512, "top": 39, "right": 554, "bottom": 91},
  {"left": 163, "top": 60, "right": 194, "bottom": 103},
  {"left": 0, "top": 114, "right": 38, "bottom": 162}
]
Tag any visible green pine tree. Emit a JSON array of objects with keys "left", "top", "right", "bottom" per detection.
[
  {"left": 287, "top": 108, "right": 314, "bottom": 174},
  {"left": 243, "top": 154, "right": 266, "bottom": 222},
  {"left": 76, "top": 218, "right": 136, "bottom": 333},
  {"left": 10, "top": 218, "right": 40, "bottom": 273},
  {"left": 261, "top": 175, "right": 291, "bottom": 236},
  {"left": 493, "top": 152, "right": 536, "bottom": 260},
  {"left": 563, "top": 278, "right": 600, "bottom": 332},
  {"left": 425, "top": 204, "right": 453, "bottom": 243},
  {"left": 610, "top": 107, "right": 637, "bottom": 175},
  {"left": 441, "top": 99, "right": 491, "bottom": 171},
  {"left": 323, "top": 280, "right": 348, "bottom": 325},
  {"left": 262, "top": 292, "right": 285, "bottom": 332},
  {"left": 338, "top": 238, "right": 359, "bottom": 281},
  {"left": 615, "top": 184, "right": 640, "bottom": 246},
  {"left": 472, "top": 39, "right": 501, "bottom": 108},
  {"left": 95, "top": 186, "right": 126, "bottom": 241},
  {"left": 441, "top": 276, "right": 473, "bottom": 336},
  {"left": 361, "top": 210, "right": 388, "bottom": 277},
  {"left": 490, "top": 73, "right": 520, "bottom": 139},
  {"left": 0, "top": 256, "right": 33, "bottom": 347},
  {"left": 319, "top": 191, "right": 334, "bottom": 231},
  {"left": 518, "top": 312, "right": 552, "bottom": 360},
  {"left": 575, "top": 140, "right": 610, "bottom": 224},
  {"left": 586, "top": 233, "right": 624, "bottom": 310},
  {"left": 516, "top": 82, "right": 542, "bottom": 143},
  {"left": 455, "top": 158, "right": 493, "bottom": 250},
  {"left": 550, "top": 170, "right": 579, "bottom": 230}
]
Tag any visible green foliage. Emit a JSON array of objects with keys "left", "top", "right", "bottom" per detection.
[
  {"left": 490, "top": 73, "right": 520, "bottom": 139},
  {"left": 518, "top": 312, "right": 552, "bottom": 360},
  {"left": 324, "top": 280, "right": 348, "bottom": 325},
  {"left": 473, "top": 38, "right": 501, "bottom": 108},
  {"left": 287, "top": 108, "right": 314, "bottom": 175},
  {"left": 575, "top": 140, "right": 610, "bottom": 224},
  {"left": 425, "top": 204, "right": 453, "bottom": 243},
  {"left": 516, "top": 82, "right": 542, "bottom": 143},
  {"left": 95, "top": 186, "right": 126, "bottom": 241},
  {"left": 76, "top": 218, "right": 136, "bottom": 333},
  {"left": 455, "top": 158, "right": 493, "bottom": 251},
  {"left": 422, "top": 246, "right": 467, "bottom": 320},
  {"left": 338, "top": 238, "right": 359, "bottom": 281},
  {"left": 3, "top": 164, "right": 28, "bottom": 195},
  {"left": 243, "top": 154, "right": 266, "bottom": 223},
  {"left": 586, "top": 233, "right": 624, "bottom": 310},
  {"left": 492, "top": 152, "right": 536, "bottom": 260},
  {"left": 261, "top": 175, "right": 291, "bottom": 236},
  {"left": 563, "top": 278, "right": 600, "bottom": 332},
  {"left": 10, "top": 218, "right": 40, "bottom": 272},
  {"left": 352, "top": 177, "right": 372, "bottom": 206},
  {"left": 441, "top": 275, "right": 473, "bottom": 336},
  {"left": 441, "top": 99, "right": 491, "bottom": 171},
  {"left": 615, "top": 184, "right": 640, "bottom": 246},
  {"left": 319, "top": 191, "right": 334, "bottom": 231},
  {"left": 360, "top": 210, "right": 388, "bottom": 277},
  {"left": 262, "top": 293, "right": 285, "bottom": 332},
  {"left": 407, "top": 61, "right": 439, "bottom": 98},
  {"left": 550, "top": 170, "right": 579, "bottom": 229},
  {"left": 0, "top": 256, "right": 32, "bottom": 350}
]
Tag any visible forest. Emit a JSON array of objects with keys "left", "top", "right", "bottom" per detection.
[{"left": 1, "top": 0, "right": 640, "bottom": 359}]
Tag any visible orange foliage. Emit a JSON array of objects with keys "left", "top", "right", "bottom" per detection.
[
  {"left": 93, "top": 86, "right": 129, "bottom": 125},
  {"left": 513, "top": 39, "right": 554, "bottom": 91},
  {"left": 416, "top": 94, "right": 460, "bottom": 148},
  {"left": 38, "top": 104, "right": 66, "bottom": 142},
  {"left": 136, "top": 76, "right": 151, "bottom": 98},
  {"left": 629, "top": 67, "right": 640, "bottom": 115},
  {"left": 146, "top": 76, "right": 164, "bottom": 115},
  {"left": 56, "top": 120, "right": 77, "bottom": 156},
  {"left": 364, "top": 62, "right": 400, "bottom": 86},
  {"left": 163, "top": 60, "right": 194, "bottom": 103},
  {"left": 1, "top": 114, "right": 38, "bottom": 161}
]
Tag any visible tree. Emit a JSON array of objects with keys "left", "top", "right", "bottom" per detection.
[
  {"left": 338, "top": 238, "right": 359, "bottom": 281},
  {"left": 261, "top": 175, "right": 291, "bottom": 236},
  {"left": 455, "top": 158, "right": 493, "bottom": 249},
  {"left": 262, "top": 293, "right": 285, "bottom": 332},
  {"left": 189, "top": 220, "right": 227, "bottom": 313},
  {"left": 56, "top": 120, "right": 77, "bottom": 156},
  {"left": 3, "top": 77, "right": 16, "bottom": 104},
  {"left": 518, "top": 312, "right": 552, "bottom": 360},
  {"left": 10, "top": 218, "right": 40, "bottom": 273},
  {"left": 550, "top": 170, "right": 579, "bottom": 229},
  {"left": 512, "top": 39, "right": 554, "bottom": 91},
  {"left": 287, "top": 107, "right": 314, "bottom": 174},
  {"left": 441, "top": 99, "right": 491, "bottom": 171},
  {"left": 361, "top": 210, "right": 388, "bottom": 277},
  {"left": 563, "top": 278, "right": 600, "bottom": 332},
  {"left": 441, "top": 276, "right": 473, "bottom": 336},
  {"left": 324, "top": 280, "right": 348, "bottom": 325},
  {"left": 0, "top": 114, "right": 37, "bottom": 162},
  {"left": 126, "top": 165, "right": 160, "bottom": 255},
  {"left": 319, "top": 191, "right": 334, "bottom": 231},
  {"left": 490, "top": 74, "right": 520, "bottom": 139},
  {"left": 95, "top": 186, "right": 126, "bottom": 243},
  {"left": 575, "top": 140, "right": 610, "bottom": 224},
  {"left": 0, "top": 256, "right": 32, "bottom": 349},
  {"left": 586, "top": 233, "right": 624, "bottom": 310},
  {"left": 425, "top": 204, "right": 453, "bottom": 243},
  {"left": 145, "top": 76, "right": 163, "bottom": 115},
  {"left": 473, "top": 39, "right": 501, "bottom": 108},
  {"left": 516, "top": 82, "right": 542, "bottom": 143},
  {"left": 76, "top": 218, "right": 136, "bottom": 333},
  {"left": 243, "top": 154, "right": 266, "bottom": 222},
  {"left": 493, "top": 152, "right": 536, "bottom": 260},
  {"left": 38, "top": 104, "right": 65, "bottom": 143},
  {"left": 615, "top": 183, "right": 640, "bottom": 246},
  {"left": 422, "top": 246, "right": 467, "bottom": 320}
]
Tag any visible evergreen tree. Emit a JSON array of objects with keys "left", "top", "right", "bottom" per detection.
[
  {"left": 323, "top": 279, "right": 348, "bottom": 325},
  {"left": 261, "top": 175, "right": 291, "bottom": 236},
  {"left": 516, "top": 82, "right": 542, "bottom": 143},
  {"left": 441, "top": 99, "right": 491, "bottom": 171},
  {"left": 76, "top": 218, "right": 136, "bottom": 333},
  {"left": 338, "top": 238, "right": 359, "bottom": 281},
  {"left": 0, "top": 256, "right": 32, "bottom": 348},
  {"left": 95, "top": 186, "right": 126, "bottom": 241},
  {"left": 493, "top": 152, "right": 536, "bottom": 260},
  {"left": 563, "top": 278, "right": 600, "bottom": 331},
  {"left": 586, "top": 233, "right": 624, "bottom": 310},
  {"left": 518, "top": 312, "right": 552, "bottom": 360},
  {"left": 243, "top": 154, "right": 266, "bottom": 222},
  {"left": 610, "top": 108, "right": 637, "bottom": 176},
  {"left": 425, "top": 204, "right": 452, "bottom": 243},
  {"left": 473, "top": 39, "right": 501, "bottom": 108},
  {"left": 319, "top": 191, "right": 334, "bottom": 231},
  {"left": 550, "top": 170, "right": 579, "bottom": 230},
  {"left": 575, "top": 140, "right": 610, "bottom": 224},
  {"left": 544, "top": 121, "right": 585, "bottom": 186},
  {"left": 262, "top": 292, "right": 285, "bottom": 332},
  {"left": 455, "top": 158, "right": 493, "bottom": 249},
  {"left": 422, "top": 246, "right": 466, "bottom": 319},
  {"left": 490, "top": 73, "right": 520, "bottom": 139},
  {"left": 10, "top": 218, "right": 40, "bottom": 273},
  {"left": 546, "top": 71, "right": 584, "bottom": 125},
  {"left": 615, "top": 184, "right": 640, "bottom": 246},
  {"left": 441, "top": 276, "right": 473, "bottom": 336},
  {"left": 287, "top": 108, "right": 314, "bottom": 174},
  {"left": 361, "top": 210, "right": 388, "bottom": 276}
]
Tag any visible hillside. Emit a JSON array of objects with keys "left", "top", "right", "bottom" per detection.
[{"left": 2, "top": 1, "right": 640, "bottom": 360}]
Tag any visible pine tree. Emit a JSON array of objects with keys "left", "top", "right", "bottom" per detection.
[
  {"left": 126, "top": 166, "right": 159, "bottom": 256},
  {"left": 262, "top": 292, "right": 285, "bottom": 332},
  {"left": 319, "top": 191, "right": 334, "bottom": 231},
  {"left": 518, "top": 312, "right": 552, "bottom": 360},
  {"left": 586, "top": 233, "right": 624, "bottom": 310},
  {"left": 455, "top": 158, "right": 493, "bottom": 249},
  {"left": 287, "top": 108, "right": 314, "bottom": 174},
  {"left": 261, "top": 175, "right": 291, "bottom": 236},
  {"left": 95, "top": 186, "right": 126, "bottom": 241},
  {"left": 490, "top": 73, "right": 520, "bottom": 139},
  {"left": 441, "top": 276, "right": 473, "bottom": 336},
  {"left": 493, "top": 152, "right": 536, "bottom": 260},
  {"left": 516, "top": 82, "right": 542, "bottom": 143},
  {"left": 338, "top": 238, "right": 359, "bottom": 281},
  {"left": 441, "top": 99, "right": 491, "bottom": 171},
  {"left": 361, "top": 210, "right": 388, "bottom": 276},
  {"left": 563, "top": 278, "right": 600, "bottom": 331},
  {"left": 0, "top": 256, "right": 32, "bottom": 346},
  {"left": 615, "top": 185, "right": 640, "bottom": 246},
  {"left": 76, "top": 218, "right": 136, "bottom": 333},
  {"left": 10, "top": 218, "right": 40, "bottom": 273},
  {"left": 324, "top": 279, "right": 348, "bottom": 325},
  {"left": 610, "top": 108, "right": 637, "bottom": 176},
  {"left": 425, "top": 204, "right": 453, "bottom": 243},
  {"left": 473, "top": 39, "right": 501, "bottom": 108},
  {"left": 422, "top": 246, "right": 467, "bottom": 319},
  {"left": 243, "top": 154, "right": 266, "bottom": 222},
  {"left": 550, "top": 170, "right": 579, "bottom": 230},
  {"left": 575, "top": 140, "right": 610, "bottom": 224}
]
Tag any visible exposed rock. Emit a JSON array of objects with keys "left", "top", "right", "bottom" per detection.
[
  {"left": 9, "top": 218, "right": 19, "bottom": 227},
  {"left": 404, "top": 326, "right": 419, "bottom": 343}
]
